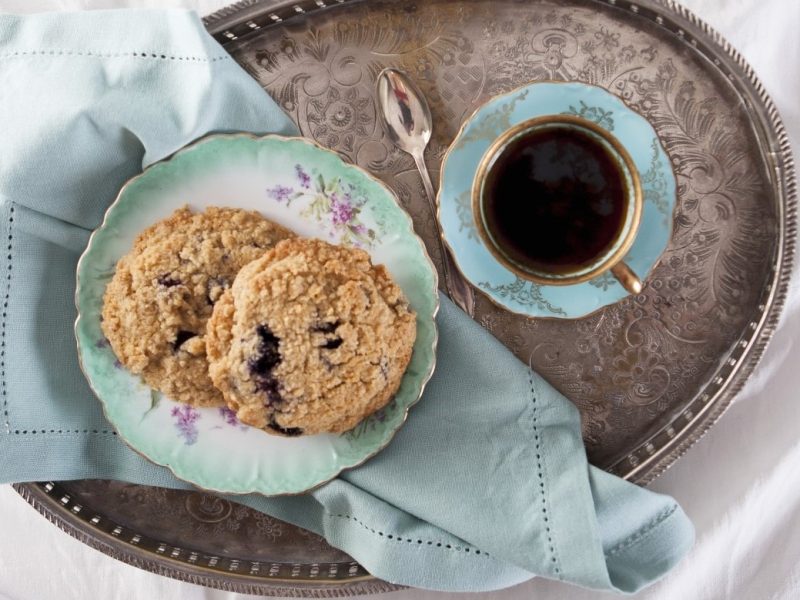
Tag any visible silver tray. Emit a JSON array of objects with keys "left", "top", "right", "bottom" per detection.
[{"left": 16, "top": 0, "right": 796, "bottom": 595}]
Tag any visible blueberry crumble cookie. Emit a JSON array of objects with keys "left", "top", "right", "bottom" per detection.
[
  {"left": 101, "top": 206, "right": 293, "bottom": 407},
  {"left": 206, "top": 238, "right": 416, "bottom": 436}
]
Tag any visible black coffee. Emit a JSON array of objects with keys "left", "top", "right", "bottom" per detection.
[{"left": 483, "top": 127, "right": 627, "bottom": 273}]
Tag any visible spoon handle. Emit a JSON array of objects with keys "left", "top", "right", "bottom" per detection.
[
  {"left": 412, "top": 152, "right": 476, "bottom": 317},
  {"left": 413, "top": 152, "right": 437, "bottom": 204}
]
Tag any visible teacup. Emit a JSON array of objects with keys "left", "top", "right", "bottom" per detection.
[{"left": 472, "top": 115, "right": 643, "bottom": 294}]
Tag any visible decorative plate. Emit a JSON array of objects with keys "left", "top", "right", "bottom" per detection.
[
  {"left": 74, "top": 134, "right": 439, "bottom": 496},
  {"left": 439, "top": 81, "right": 676, "bottom": 318}
]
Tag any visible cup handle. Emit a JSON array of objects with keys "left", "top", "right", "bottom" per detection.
[{"left": 610, "top": 262, "right": 643, "bottom": 295}]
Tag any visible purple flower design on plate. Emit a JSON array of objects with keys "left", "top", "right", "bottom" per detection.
[
  {"left": 171, "top": 405, "right": 200, "bottom": 445},
  {"left": 295, "top": 164, "right": 311, "bottom": 189},
  {"left": 219, "top": 407, "right": 237, "bottom": 425},
  {"left": 267, "top": 184, "right": 293, "bottom": 203},
  {"left": 217, "top": 406, "right": 249, "bottom": 431},
  {"left": 218, "top": 407, "right": 239, "bottom": 426},
  {"left": 95, "top": 338, "right": 110, "bottom": 349},
  {"left": 269, "top": 166, "right": 376, "bottom": 247},
  {"left": 330, "top": 192, "right": 355, "bottom": 227}
]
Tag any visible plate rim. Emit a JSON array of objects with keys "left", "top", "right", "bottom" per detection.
[{"left": 73, "top": 131, "right": 441, "bottom": 497}]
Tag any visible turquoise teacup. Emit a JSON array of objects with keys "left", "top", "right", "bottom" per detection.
[{"left": 471, "top": 115, "right": 644, "bottom": 294}]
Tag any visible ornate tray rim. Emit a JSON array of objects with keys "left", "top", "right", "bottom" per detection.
[
  {"left": 12, "top": 481, "right": 403, "bottom": 597},
  {"left": 16, "top": 0, "right": 797, "bottom": 595}
]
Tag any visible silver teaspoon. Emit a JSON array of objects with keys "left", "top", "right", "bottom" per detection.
[{"left": 376, "top": 68, "right": 475, "bottom": 317}]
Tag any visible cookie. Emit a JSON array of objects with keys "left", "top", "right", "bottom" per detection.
[
  {"left": 206, "top": 238, "right": 416, "bottom": 436},
  {"left": 101, "top": 206, "right": 294, "bottom": 407}
]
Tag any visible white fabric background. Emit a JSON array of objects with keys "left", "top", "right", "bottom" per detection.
[{"left": 0, "top": 0, "right": 798, "bottom": 598}]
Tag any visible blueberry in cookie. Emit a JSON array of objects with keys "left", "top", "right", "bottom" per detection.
[{"left": 206, "top": 238, "right": 416, "bottom": 435}]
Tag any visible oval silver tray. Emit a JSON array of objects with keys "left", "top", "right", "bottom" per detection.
[{"left": 15, "top": 0, "right": 796, "bottom": 595}]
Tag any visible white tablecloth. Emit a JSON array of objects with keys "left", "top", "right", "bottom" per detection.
[{"left": 1, "top": 0, "right": 798, "bottom": 598}]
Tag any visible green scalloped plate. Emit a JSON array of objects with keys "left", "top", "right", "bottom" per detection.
[{"left": 75, "top": 134, "right": 439, "bottom": 496}]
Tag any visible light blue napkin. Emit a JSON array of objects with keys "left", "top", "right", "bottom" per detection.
[{"left": 0, "top": 9, "right": 694, "bottom": 593}]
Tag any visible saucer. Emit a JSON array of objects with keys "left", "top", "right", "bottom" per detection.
[{"left": 438, "top": 82, "right": 676, "bottom": 318}]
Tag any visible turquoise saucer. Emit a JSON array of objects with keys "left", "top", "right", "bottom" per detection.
[{"left": 438, "top": 82, "right": 676, "bottom": 318}]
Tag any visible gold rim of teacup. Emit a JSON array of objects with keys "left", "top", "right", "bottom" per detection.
[{"left": 471, "top": 114, "right": 643, "bottom": 288}]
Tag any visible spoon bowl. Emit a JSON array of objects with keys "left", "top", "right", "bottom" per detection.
[{"left": 377, "top": 68, "right": 433, "bottom": 156}]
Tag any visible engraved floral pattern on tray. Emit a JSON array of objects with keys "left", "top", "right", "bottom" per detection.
[{"left": 230, "top": 0, "right": 778, "bottom": 470}]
